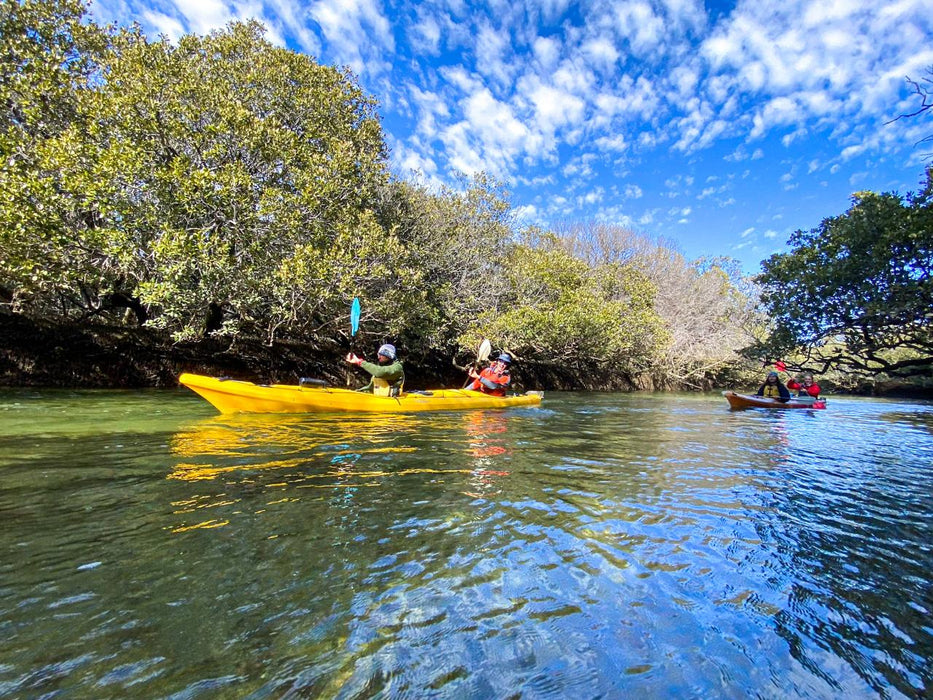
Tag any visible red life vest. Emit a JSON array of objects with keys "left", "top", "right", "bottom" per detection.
[{"left": 467, "top": 366, "right": 510, "bottom": 396}]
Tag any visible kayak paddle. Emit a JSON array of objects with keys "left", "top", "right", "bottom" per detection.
[
  {"left": 464, "top": 338, "right": 493, "bottom": 387},
  {"left": 477, "top": 338, "right": 492, "bottom": 364},
  {"left": 347, "top": 297, "right": 361, "bottom": 386},
  {"left": 350, "top": 297, "right": 361, "bottom": 337}
]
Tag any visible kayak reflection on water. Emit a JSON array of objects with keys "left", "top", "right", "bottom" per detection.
[{"left": 168, "top": 413, "right": 420, "bottom": 482}]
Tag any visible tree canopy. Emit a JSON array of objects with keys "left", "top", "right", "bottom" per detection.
[{"left": 751, "top": 168, "right": 933, "bottom": 378}]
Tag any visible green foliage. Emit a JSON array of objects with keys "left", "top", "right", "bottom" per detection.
[
  {"left": 0, "top": 0, "right": 109, "bottom": 309},
  {"left": 377, "top": 173, "right": 513, "bottom": 348},
  {"left": 82, "top": 21, "right": 394, "bottom": 340},
  {"left": 753, "top": 167, "right": 933, "bottom": 378},
  {"left": 470, "top": 229, "right": 668, "bottom": 376}
]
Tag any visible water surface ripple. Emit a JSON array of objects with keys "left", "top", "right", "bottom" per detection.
[{"left": 0, "top": 389, "right": 931, "bottom": 697}]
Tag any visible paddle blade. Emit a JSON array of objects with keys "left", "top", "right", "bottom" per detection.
[
  {"left": 350, "top": 297, "right": 361, "bottom": 336},
  {"left": 477, "top": 338, "right": 492, "bottom": 363},
  {"left": 775, "top": 360, "right": 786, "bottom": 372}
]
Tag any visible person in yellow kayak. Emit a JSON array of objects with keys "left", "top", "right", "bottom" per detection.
[
  {"left": 755, "top": 370, "right": 790, "bottom": 401},
  {"left": 465, "top": 352, "right": 512, "bottom": 397},
  {"left": 345, "top": 344, "right": 405, "bottom": 396}
]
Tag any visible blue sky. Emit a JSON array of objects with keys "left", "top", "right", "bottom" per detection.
[{"left": 89, "top": 0, "right": 933, "bottom": 273}]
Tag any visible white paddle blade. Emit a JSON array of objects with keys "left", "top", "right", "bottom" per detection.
[{"left": 477, "top": 338, "right": 492, "bottom": 363}]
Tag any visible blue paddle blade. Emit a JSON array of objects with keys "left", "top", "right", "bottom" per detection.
[{"left": 350, "top": 297, "right": 361, "bottom": 336}]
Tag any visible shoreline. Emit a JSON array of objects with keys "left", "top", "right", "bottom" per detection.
[{"left": 2, "top": 314, "right": 930, "bottom": 399}]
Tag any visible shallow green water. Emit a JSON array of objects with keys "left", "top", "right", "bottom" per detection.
[{"left": 0, "top": 389, "right": 931, "bottom": 698}]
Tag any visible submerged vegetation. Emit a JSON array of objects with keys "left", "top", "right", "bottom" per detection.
[{"left": 1, "top": 0, "right": 929, "bottom": 392}]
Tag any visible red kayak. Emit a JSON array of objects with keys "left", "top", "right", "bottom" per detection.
[{"left": 723, "top": 391, "right": 826, "bottom": 410}]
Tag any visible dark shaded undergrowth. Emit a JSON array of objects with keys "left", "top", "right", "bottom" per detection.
[
  {"left": 2, "top": 314, "right": 929, "bottom": 398},
  {"left": 0, "top": 313, "right": 603, "bottom": 392}
]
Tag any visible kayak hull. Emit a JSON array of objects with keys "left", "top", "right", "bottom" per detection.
[
  {"left": 179, "top": 373, "right": 543, "bottom": 414},
  {"left": 723, "top": 390, "right": 826, "bottom": 410}
]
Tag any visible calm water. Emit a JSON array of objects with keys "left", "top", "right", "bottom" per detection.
[{"left": 0, "top": 389, "right": 931, "bottom": 698}]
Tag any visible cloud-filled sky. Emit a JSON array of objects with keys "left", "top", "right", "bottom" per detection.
[{"left": 89, "top": 0, "right": 933, "bottom": 273}]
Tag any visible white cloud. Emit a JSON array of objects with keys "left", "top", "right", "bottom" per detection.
[
  {"left": 612, "top": 1, "right": 666, "bottom": 56},
  {"left": 750, "top": 96, "right": 800, "bottom": 139},
  {"left": 171, "top": 0, "right": 233, "bottom": 34},
  {"left": 513, "top": 203, "right": 540, "bottom": 222},
  {"left": 582, "top": 188, "right": 604, "bottom": 205},
  {"left": 440, "top": 65, "right": 482, "bottom": 94},
  {"left": 593, "top": 133, "right": 627, "bottom": 153},
  {"left": 407, "top": 84, "right": 450, "bottom": 140},
  {"left": 532, "top": 36, "right": 561, "bottom": 69},
  {"left": 667, "top": 64, "right": 700, "bottom": 100},
  {"left": 450, "top": 87, "right": 544, "bottom": 174},
  {"left": 441, "top": 122, "right": 486, "bottom": 176},
  {"left": 142, "top": 10, "right": 186, "bottom": 41},
  {"left": 390, "top": 138, "right": 440, "bottom": 180},
  {"left": 410, "top": 12, "right": 441, "bottom": 55},
  {"left": 673, "top": 96, "right": 731, "bottom": 152},
  {"left": 475, "top": 21, "right": 514, "bottom": 88},
  {"left": 781, "top": 128, "right": 806, "bottom": 147},
  {"left": 840, "top": 144, "right": 865, "bottom": 160},
  {"left": 519, "top": 76, "right": 586, "bottom": 136},
  {"left": 309, "top": 0, "right": 394, "bottom": 76},
  {"left": 551, "top": 58, "right": 595, "bottom": 95},
  {"left": 581, "top": 36, "right": 620, "bottom": 71}
]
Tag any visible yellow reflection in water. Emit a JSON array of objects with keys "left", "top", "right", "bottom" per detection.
[
  {"left": 170, "top": 519, "right": 230, "bottom": 533},
  {"left": 168, "top": 412, "right": 420, "bottom": 481},
  {"left": 166, "top": 409, "right": 521, "bottom": 532}
]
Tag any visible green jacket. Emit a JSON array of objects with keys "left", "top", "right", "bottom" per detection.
[{"left": 357, "top": 359, "right": 405, "bottom": 394}]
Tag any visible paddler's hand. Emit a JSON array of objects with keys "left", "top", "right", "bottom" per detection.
[
  {"left": 345, "top": 353, "right": 363, "bottom": 366},
  {"left": 467, "top": 367, "right": 479, "bottom": 379}
]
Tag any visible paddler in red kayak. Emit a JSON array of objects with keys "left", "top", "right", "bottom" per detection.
[
  {"left": 465, "top": 352, "right": 512, "bottom": 397},
  {"left": 755, "top": 371, "right": 790, "bottom": 401},
  {"left": 787, "top": 372, "right": 821, "bottom": 399}
]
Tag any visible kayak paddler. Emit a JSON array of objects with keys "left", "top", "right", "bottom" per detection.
[
  {"left": 755, "top": 371, "right": 790, "bottom": 401},
  {"left": 345, "top": 343, "right": 405, "bottom": 396},
  {"left": 465, "top": 352, "right": 512, "bottom": 397},
  {"left": 787, "top": 372, "right": 821, "bottom": 399}
]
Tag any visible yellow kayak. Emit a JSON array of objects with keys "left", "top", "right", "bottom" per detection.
[{"left": 179, "top": 373, "right": 544, "bottom": 414}]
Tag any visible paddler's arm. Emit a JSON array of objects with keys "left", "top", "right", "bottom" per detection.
[{"left": 360, "top": 360, "right": 403, "bottom": 382}]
